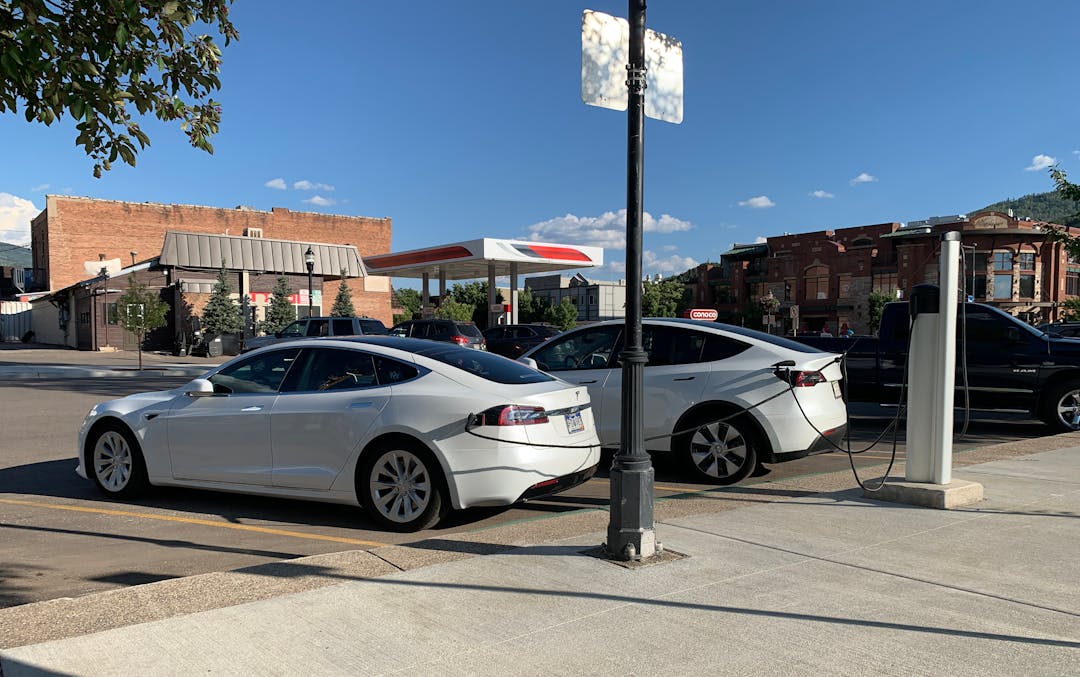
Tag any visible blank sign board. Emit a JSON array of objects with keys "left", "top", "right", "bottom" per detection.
[{"left": 581, "top": 9, "right": 683, "bottom": 124}]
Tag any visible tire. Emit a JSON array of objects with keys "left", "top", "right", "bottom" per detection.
[
  {"left": 675, "top": 410, "right": 759, "bottom": 485},
  {"left": 359, "top": 441, "right": 448, "bottom": 532},
  {"left": 1041, "top": 381, "right": 1080, "bottom": 432},
  {"left": 89, "top": 422, "right": 149, "bottom": 498}
]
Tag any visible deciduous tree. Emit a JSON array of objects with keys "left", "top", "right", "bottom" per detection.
[
  {"left": 115, "top": 279, "right": 168, "bottom": 369},
  {"left": 0, "top": 0, "right": 238, "bottom": 177}
]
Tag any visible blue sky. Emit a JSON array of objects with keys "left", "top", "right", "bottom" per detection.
[{"left": 1, "top": 0, "right": 1078, "bottom": 284}]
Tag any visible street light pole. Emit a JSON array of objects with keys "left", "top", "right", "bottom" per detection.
[
  {"left": 304, "top": 246, "right": 315, "bottom": 317},
  {"left": 607, "top": 0, "right": 656, "bottom": 562},
  {"left": 100, "top": 266, "right": 109, "bottom": 349}
]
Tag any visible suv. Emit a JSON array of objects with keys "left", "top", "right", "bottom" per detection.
[
  {"left": 390, "top": 319, "right": 486, "bottom": 350},
  {"left": 242, "top": 316, "right": 388, "bottom": 352},
  {"left": 482, "top": 323, "right": 560, "bottom": 358}
]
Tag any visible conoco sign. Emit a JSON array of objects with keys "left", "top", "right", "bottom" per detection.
[{"left": 684, "top": 308, "right": 719, "bottom": 321}]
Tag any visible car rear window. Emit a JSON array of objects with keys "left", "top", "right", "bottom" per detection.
[
  {"left": 358, "top": 319, "right": 388, "bottom": 335},
  {"left": 416, "top": 344, "right": 554, "bottom": 384},
  {"left": 455, "top": 323, "right": 482, "bottom": 338},
  {"left": 719, "top": 325, "right": 826, "bottom": 353}
]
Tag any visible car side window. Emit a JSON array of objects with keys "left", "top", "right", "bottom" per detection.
[
  {"left": 529, "top": 326, "right": 621, "bottom": 371},
  {"left": 306, "top": 319, "right": 329, "bottom": 337},
  {"left": 644, "top": 326, "right": 708, "bottom": 366},
  {"left": 209, "top": 348, "right": 301, "bottom": 394},
  {"left": 291, "top": 348, "right": 378, "bottom": 391},
  {"left": 331, "top": 319, "right": 354, "bottom": 336},
  {"left": 700, "top": 333, "right": 751, "bottom": 362},
  {"left": 374, "top": 356, "right": 420, "bottom": 384},
  {"left": 279, "top": 321, "right": 305, "bottom": 338},
  {"left": 434, "top": 323, "right": 451, "bottom": 338}
]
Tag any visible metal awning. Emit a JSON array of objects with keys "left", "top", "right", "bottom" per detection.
[
  {"left": 721, "top": 243, "right": 768, "bottom": 258},
  {"left": 363, "top": 238, "right": 603, "bottom": 280},
  {"left": 159, "top": 231, "right": 366, "bottom": 277}
]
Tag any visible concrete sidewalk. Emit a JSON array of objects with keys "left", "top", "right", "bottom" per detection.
[
  {"left": 0, "top": 344, "right": 225, "bottom": 378},
  {"left": 2, "top": 447, "right": 1077, "bottom": 676}
]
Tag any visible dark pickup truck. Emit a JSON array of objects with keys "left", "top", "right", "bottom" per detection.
[{"left": 793, "top": 301, "right": 1080, "bottom": 432}]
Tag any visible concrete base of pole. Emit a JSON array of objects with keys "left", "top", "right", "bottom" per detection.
[
  {"left": 865, "top": 479, "right": 984, "bottom": 509},
  {"left": 606, "top": 464, "right": 657, "bottom": 561}
]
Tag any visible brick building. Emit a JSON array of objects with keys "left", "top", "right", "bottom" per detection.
[
  {"left": 688, "top": 212, "right": 1080, "bottom": 335},
  {"left": 28, "top": 195, "right": 393, "bottom": 323}
]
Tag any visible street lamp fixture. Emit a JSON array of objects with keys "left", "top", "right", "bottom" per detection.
[{"left": 304, "top": 246, "right": 315, "bottom": 317}]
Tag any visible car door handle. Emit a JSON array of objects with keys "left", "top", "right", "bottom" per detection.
[
  {"left": 673, "top": 376, "right": 695, "bottom": 381},
  {"left": 349, "top": 402, "right": 373, "bottom": 409},
  {"left": 575, "top": 379, "right": 598, "bottom": 384},
  {"left": 241, "top": 405, "right": 263, "bottom": 412}
]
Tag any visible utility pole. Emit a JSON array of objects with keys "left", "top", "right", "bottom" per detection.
[{"left": 607, "top": 0, "right": 656, "bottom": 561}]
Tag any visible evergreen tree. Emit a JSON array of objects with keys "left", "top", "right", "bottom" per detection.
[
  {"left": 330, "top": 271, "right": 356, "bottom": 317},
  {"left": 544, "top": 297, "right": 578, "bottom": 331},
  {"left": 115, "top": 279, "right": 168, "bottom": 370},
  {"left": 261, "top": 276, "right": 295, "bottom": 334},
  {"left": 201, "top": 263, "right": 242, "bottom": 335}
]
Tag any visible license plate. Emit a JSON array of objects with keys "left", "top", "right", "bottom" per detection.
[
  {"left": 832, "top": 381, "right": 842, "bottom": 398},
  {"left": 565, "top": 411, "right": 585, "bottom": 434}
]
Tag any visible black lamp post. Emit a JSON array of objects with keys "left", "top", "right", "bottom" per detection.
[
  {"left": 100, "top": 266, "right": 109, "bottom": 349},
  {"left": 304, "top": 246, "right": 315, "bottom": 317}
]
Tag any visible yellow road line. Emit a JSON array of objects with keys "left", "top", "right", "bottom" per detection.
[{"left": 0, "top": 497, "right": 388, "bottom": 547}]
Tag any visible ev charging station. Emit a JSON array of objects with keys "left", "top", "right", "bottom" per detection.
[{"left": 873, "top": 231, "right": 984, "bottom": 508}]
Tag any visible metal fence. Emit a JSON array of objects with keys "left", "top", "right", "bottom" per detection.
[{"left": 0, "top": 301, "right": 32, "bottom": 342}]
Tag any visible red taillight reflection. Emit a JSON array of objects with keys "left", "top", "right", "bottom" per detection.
[
  {"left": 478, "top": 405, "right": 549, "bottom": 426},
  {"left": 791, "top": 371, "right": 827, "bottom": 387},
  {"left": 451, "top": 335, "right": 469, "bottom": 346}
]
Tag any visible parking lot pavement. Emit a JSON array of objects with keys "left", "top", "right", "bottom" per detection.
[{"left": 1, "top": 441, "right": 1078, "bottom": 675}]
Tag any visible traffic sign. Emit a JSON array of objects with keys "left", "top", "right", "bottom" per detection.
[{"left": 789, "top": 305, "right": 800, "bottom": 319}]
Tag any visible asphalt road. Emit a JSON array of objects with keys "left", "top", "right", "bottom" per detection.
[{"left": 0, "top": 376, "right": 1051, "bottom": 610}]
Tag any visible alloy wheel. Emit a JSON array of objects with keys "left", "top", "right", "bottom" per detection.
[
  {"left": 689, "top": 421, "right": 750, "bottom": 480},
  {"left": 368, "top": 449, "right": 433, "bottom": 525},
  {"left": 94, "top": 430, "right": 133, "bottom": 492}
]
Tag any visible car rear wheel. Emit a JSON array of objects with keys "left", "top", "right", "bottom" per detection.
[
  {"left": 90, "top": 422, "right": 149, "bottom": 498},
  {"left": 676, "top": 411, "right": 758, "bottom": 485},
  {"left": 1041, "top": 380, "right": 1080, "bottom": 432},
  {"left": 360, "top": 441, "right": 448, "bottom": 532}
]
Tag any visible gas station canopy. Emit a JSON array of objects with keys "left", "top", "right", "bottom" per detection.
[{"left": 363, "top": 238, "right": 603, "bottom": 280}]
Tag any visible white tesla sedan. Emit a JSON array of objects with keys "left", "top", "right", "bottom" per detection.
[
  {"left": 77, "top": 338, "right": 600, "bottom": 531},
  {"left": 521, "top": 319, "right": 847, "bottom": 485}
]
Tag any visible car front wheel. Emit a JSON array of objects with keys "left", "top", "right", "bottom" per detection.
[
  {"left": 360, "top": 442, "right": 448, "bottom": 532},
  {"left": 1042, "top": 381, "right": 1080, "bottom": 432},
  {"left": 676, "top": 411, "right": 759, "bottom": 485},
  {"left": 90, "top": 422, "right": 149, "bottom": 498}
]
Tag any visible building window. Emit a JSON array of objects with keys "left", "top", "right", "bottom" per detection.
[
  {"left": 105, "top": 302, "right": 119, "bottom": 325},
  {"left": 1068, "top": 268, "right": 1080, "bottom": 296},
  {"left": 872, "top": 272, "right": 897, "bottom": 295},
  {"left": 783, "top": 278, "right": 793, "bottom": 301},
  {"left": 993, "top": 252, "right": 1013, "bottom": 300},
  {"left": 837, "top": 274, "right": 852, "bottom": 299},
  {"left": 804, "top": 265, "right": 829, "bottom": 301},
  {"left": 965, "top": 253, "right": 988, "bottom": 299}
]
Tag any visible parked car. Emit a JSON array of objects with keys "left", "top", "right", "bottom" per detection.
[
  {"left": 77, "top": 337, "right": 600, "bottom": 531},
  {"left": 242, "top": 316, "right": 388, "bottom": 352},
  {"left": 390, "top": 319, "right": 486, "bottom": 350},
  {"left": 482, "top": 324, "right": 561, "bottom": 358},
  {"left": 521, "top": 318, "right": 847, "bottom": 485}
]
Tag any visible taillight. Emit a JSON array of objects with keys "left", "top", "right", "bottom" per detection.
[
  {"left": 477, "top": 405, "right": 549, "bottom": 426},
  {"left": 451, "top": 335, "right": 470, "bottom": 346},
  {"left": 790, "top": 370, "right": 827, "bottom": 387}
]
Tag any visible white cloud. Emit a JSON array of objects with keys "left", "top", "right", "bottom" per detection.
[
  {"left": 294, "top": 180, "right": 335, "bottom": 191},
  {"left": 264, "top": 178, "right": 287, "bottom": 190},
  {"left": 303, "top": 195, "right": 336, "bottom": 207},
  {"left": 850, "top": 173, "right": 877, "bottom": 185},
  {"left": 0, "top": 193, "right": 40, "bottom": 245},
  {"left": 643, "top": 250, "right": 698, "bottom": 274},
  {"left": 1025, "top": 154, "right": 1057, "bottom": 171},
  {"left": 30, "top": 183, "right": 49, "bottom": 192},
  {"left": 738, "top": 196, "right": 775, "bottom": 208},
  {"left": 810, "top": 189, "right": 834, "bottom": 199},
  {"left": 754, "top": 236, "right": 767, "bottom": 244},
  {"left": 525, "top": 209, "right": 693, "bottom": 250},
  {"left": 661, "top": 244, "right": 678, "bottom": 252}
]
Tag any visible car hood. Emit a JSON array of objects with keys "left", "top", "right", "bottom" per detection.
[
  {"left": 1047, "top": 335, "right": 1080, "bottom": 355},
  {"left": 96, "top": 387, "right": 182, "bottom": 416}
]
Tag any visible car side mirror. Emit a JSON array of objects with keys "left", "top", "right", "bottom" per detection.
[
  {"left": 182, "top": 378, "right": 216, "bottom": 397},
  {"left": 274, "top": 331, "right": 284, "bottom": 338}
]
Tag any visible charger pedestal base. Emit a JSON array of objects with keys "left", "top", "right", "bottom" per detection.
[{"left": 866, "top": 479, "right": 984, "bottom": 509}]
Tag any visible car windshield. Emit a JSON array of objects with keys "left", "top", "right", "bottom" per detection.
[{"left": 415, "top": 343, "right": 553, "bottom": 384}]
